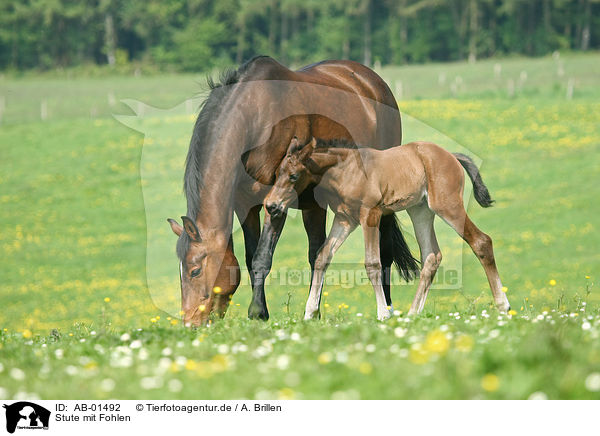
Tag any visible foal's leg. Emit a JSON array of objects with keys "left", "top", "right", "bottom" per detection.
[
  {"left": 248, "top": 211, "right": 287, "bottom": 320},
  {"left": 435, "top": 205, "right": 510, "bottom": 312},
  {"left": 361, "top": 212, "right": 393, "bottom": 321},
  {"left": 302, "top": 206, "right": 327, "bottom": 293},
  {"left": 406, "top": 203, "right": 442, "bottom": 315},
  {"left": 379, "top": 214, "right": 396, "bottom": 310},
  {"left": 304, "top": 215, "right": 356, "bottom": 320}
]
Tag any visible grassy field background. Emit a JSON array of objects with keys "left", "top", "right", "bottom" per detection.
[{"left": 0, "top": 53, "right": 599, "bottom": 399}]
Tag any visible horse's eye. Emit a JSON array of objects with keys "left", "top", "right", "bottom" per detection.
[
  {"left": 190, "top": 268, "right": 202, "bottom": 278},
  {"left": 289, "top": 174, "right": 299, "bottom": 182}
]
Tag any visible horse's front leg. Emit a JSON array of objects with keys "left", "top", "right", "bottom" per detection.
[
  {"left": 361, "top": 210, "right": 392, "bottom": 321},
  {"left": 248, "top": 210, "right": 287, "bottom": 320},
  {"left": 302, "top": 206, "right": 327, "bottom": 291},
  {"left": 304, "top": 214, "right": 355, "bottom": 320}
]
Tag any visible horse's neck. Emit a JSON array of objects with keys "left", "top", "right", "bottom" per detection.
[{"left": 193, "top": 121, "right": 250, "bottom": 234}]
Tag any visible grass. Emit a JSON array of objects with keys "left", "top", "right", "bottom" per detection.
[{"left": 0, "top": 53, "right": 599, "bottom": 399}]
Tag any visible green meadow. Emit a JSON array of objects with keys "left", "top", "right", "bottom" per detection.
[{"left": 0, "top": 53, "right": 599, "bottom": 399}]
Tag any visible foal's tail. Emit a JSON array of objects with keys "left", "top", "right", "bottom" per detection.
[{"left": 452, "top": 153, "right": 495, "bottom": 208}]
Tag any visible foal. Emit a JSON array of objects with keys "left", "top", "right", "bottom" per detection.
[{"left": 265, "top": 137, "right": 511, "bottom": 320}]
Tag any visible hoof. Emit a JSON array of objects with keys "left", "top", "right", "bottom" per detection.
[
  {"left": 248, "top": 306, "right": 269, "bottom": 321},
  {"left": 303, "top": 310, "right": 320, "bottom": 321}
]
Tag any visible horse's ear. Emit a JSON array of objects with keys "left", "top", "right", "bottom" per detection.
[
  {"left": 299, "top": 137, "right": 317, "bottom": 161},
  {"left": 167, "top": 218, "right": 183, "bottom": 237},
  {"left": 286, "top": 136, "right": 300, "bottom": 155},
  {"left": 181, "top": 216, "right": 202, "bottom": 242}
]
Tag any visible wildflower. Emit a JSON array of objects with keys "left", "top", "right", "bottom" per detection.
[
  {"left": 585, "top": 275, "right": 591, "bottom": 279},
  {"left": 425, "top": 330, "right": 449, "bottom": 354},
  {"left": 528, "top": 391, "right": 548, "bottom": 400},
  {"left": 323, "top": 292, "right": 329, "bottom": 297},
  {"left": 501, "top": 286, "right": 508, "bottom": 293},
  {"left": 150, "top": 318, "right": 157, "bottom": 323},
  {"left": 455, "top": 334, "right": 474, "bottom": 352},
  {"left": 120, "top": 333, "right": 131, "bottom": 341},
  {"left": 104, "top": 297, "right": 111, "bottom": 303},
  {"left": 585, "top": 373, "right": 600, "bottom": 392},
  {"left": 409, "top": 344, "right": 430, "bottom": 365},
  {"left": 213, "top": 286, "right": 222, "bottom": 294},
  {"left": 198, "top": 305, "right": 206, "bottom": 312},
  {"left": 276, "top": 355, "right": 290, "bottom": 370},
  {"left": 481, "top": 374, "right": 500, "bottom": 392},
  {"left": 549, "top": 279, "right": 557, "bottom": 286},
  {"left": 22, "top": 329, "right": 32, "bottom": 339},
  {"left": 358, "top": 362, "right": 373, "bottom": 374},
  {"left": 317, "top": 352, "right": 332, "bottom": 364},
  {"left": 100, "top": 378, "right": 116, "bottom": 392},
  {"left": 582, "top": 322, "right": 591, "bottom": 331},
  {"left": 324, "top": 303, "right": 330, "bottom": 309},
  {"left": 168, "top": 379, "right": 183, "bottom": 393},
  {"left": 170, "top": 319, "right": 178, "bottom": 326},
  {"left": 508, "top": 310, "right": 517, "bottom": 316},
  {"left": 10, "top": 368, "right": 25, "bottom": 381}
]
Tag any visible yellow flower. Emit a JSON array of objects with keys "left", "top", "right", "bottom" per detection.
[
  {"left": 481, "top": 374, "right": 500, "bottom": 392},
  {"left": 317, "top": 352, "right": 332, "bottom": 365},
  {"left": 170, "top": 319, "right": 178, "bottom": 326},
  {"left": 185, "top": 360, "right": 197, "bottom": 371},
  {"left": 508, "top": 309, "right": 517, "bottom": 316},
  {"left": 22, "top": 329, "right": 33, "bottom": 339},
  {"left": 150, "top": 318, "right": 157, "bottom": 323},
  {"left": 324, "top": 303, "right": 330, "bottom": 309},
  {"left": 323, "top": 292, "right": 329, "bottom": 297},
  {"left": 501, "top": 286, "right": 508, "bottom": 293},
  {"left": 455, "top": 334, "right": 474, "bottom": 352},
  {"left": 424, "top": 330, "right": 450, "bottom": 354},
  {"left": 358, "top": 362, "right": 373, "bottom": 374},
  {"left": 549, "top": 279, "right": 557, "bottom": 286},
  {"left": 213, "top": 286, "right": 222, "bottom": 294},
  {"left": 409, "top": 344, "right": 430, "bottom": 365},
  {"left": 179, "top": 310, "right": 185, "bottom": 316},
  {"left": 278, "top": 388, "right": 295, "bottom": 400},
  {"left": 104, "top": 297, "right": 111, "bottom": 303},
  {"left": 585, "top": 276, "right": 591, "bottom": 279},
  {"left": 198, "top": 305, "right": 206, "bottom": 312}
]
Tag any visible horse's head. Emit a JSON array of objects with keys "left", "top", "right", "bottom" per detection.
[
  {"left": 265, "top": 137, "right": 341, "bottom": 217},
  {"left": 167, "top": 217, "right": 240, "bottom": 326}
]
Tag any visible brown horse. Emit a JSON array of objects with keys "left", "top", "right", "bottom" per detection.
[
  {"left": 264, "top": 137, "right": 511, "bottom": 319},
  {"left": 167, "top": 56, "right": 418, "bottom": 326}
]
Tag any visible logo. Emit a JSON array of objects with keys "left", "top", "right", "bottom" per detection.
[{"left": 2, "top": 402, "right": 50, "bottom": 434}]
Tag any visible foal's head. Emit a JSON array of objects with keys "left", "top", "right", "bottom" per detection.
[{"left": 265, "top": 137, "right": 342, "bottom": 217}]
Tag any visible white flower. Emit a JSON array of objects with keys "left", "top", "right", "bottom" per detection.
[
  {"left": 290, "top": 333, "right": 301, "bottom": 341},
  {"left": 365, "top": 344, "right": 376, "bottom": 353},
  {"left": 276, "top": 355, "right": 290, "bottom": 370},
  {"left": 394, "top": 327, "right": 407, "bottom": 338},
  {"left": 138, "top": 348, "right": 149, "bottom": 361},
  {"left": 582, "top": 322, "right": 591, "bottom": 331},
  {"left": 100, "top": 378, "right": 115, "bottom": 392},
  {"left": 191, "top": 339, "right": 201, "bottom": 347},
  {"left": 217, "top": 344, "right": 230, "bottom": 354},
  {"left": 65, "top": 365, "right": 78, "bottom": 376},
  {"left": 528, "top": 391, "right": 548, "bottom": 400},
  {"left": 140, "top": 376, "right": 163, "bottom": 390},
  {"left": 55, "top": 349, "right": 64, "bottom": 359},
  {"left": 335, "top": 351, "right": 349, "bottom": 363},
  {"left": 168, "top": 379, "right": 183, "bottom": 393},
  {"left": 10, "top": 368, "right": 25, "bottom": 381},
  {"left": 120, "top": 333, "right": 131, "bottom": 341},
  {"left": 161, "top": 347, "right": 173, "bottom": 356},
  {"left": 585, "top": 373, "right": 600, "bottom": 392},
  {"left": 0, "top": 387, "right": 8, "bottom": 399},
  {"left": 130, "top": 340, "right": 142, "bottom": 349}
]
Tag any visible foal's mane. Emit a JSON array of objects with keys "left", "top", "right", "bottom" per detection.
[{"left": 178, "top": 55, "right": 270, "bottom": 260}]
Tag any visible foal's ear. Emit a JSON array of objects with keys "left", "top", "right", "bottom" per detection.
[
  {"left": 286, "top": 136, "right": 300, "bottom": 155},
  {"left": 167, "top": 218, "right": 183, "bottom": 237},
  {"left": 181, "top": 216, "right": 202, "bottom": 242}
]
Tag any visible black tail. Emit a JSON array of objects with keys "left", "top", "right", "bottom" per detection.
[
  {"left": 380, "top": 214, "right": 419, "bottom": 282},
  {"left": 453, "top": 153, "right": 495, "bottom": 208}
]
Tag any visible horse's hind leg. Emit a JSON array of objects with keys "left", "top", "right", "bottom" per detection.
[
  {"left": 379, "top": 214, "right": 395, "bottom": 309},
  {"left": 435, "top": 203, "right": 510, "bottom": 312},
  {"left": 407, "top": 203, "right": 442, "bottom": 315}
]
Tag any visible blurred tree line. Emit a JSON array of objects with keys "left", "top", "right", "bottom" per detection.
[{"left": 0, "top": 0, "right": 598, "bottom": 71}]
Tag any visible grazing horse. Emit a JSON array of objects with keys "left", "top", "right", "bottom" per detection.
[
  {"left": 167, "top": 56, "right": 418, "bottom": 326},
  {"left": 264, "top": 137, "right": 511, "bottom": 319}
]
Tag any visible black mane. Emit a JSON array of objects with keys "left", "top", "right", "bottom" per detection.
[{"left": 178, "top": 55, "right": 270, "bottom": 260}]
